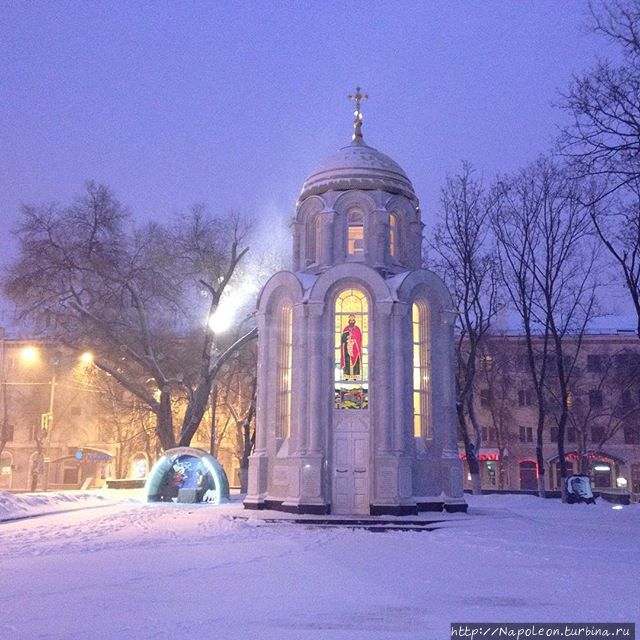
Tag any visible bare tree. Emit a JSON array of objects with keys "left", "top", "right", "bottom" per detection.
[
  {"left": 563, "top": 348, "right": 640, "bottom": 474},
  {"left": 200, "top": 343, "right": 257, "bottom": 490},
  {"left": 493, "top": 158, "right": 600, "bottom": 499},
  {"left": 559, "top": 2, "right": 640, "bottom": 338},
  {"left": 3, "top": 182, "right": 257, "bottom": 451},
  {"left": 430, "top": 163, "right": 500, "bottom": 494},
  {"left": 560, "top": 1, "right": 640, "bottom": 197},
  {"left": 477, "top": 338, "right": 516, "bottom": 490},
  {"left": 90, "top": 370, "right": 158, "bottom": 478}
]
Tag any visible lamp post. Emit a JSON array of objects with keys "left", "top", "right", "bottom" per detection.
[{"left": 0, "top": 327, "right": 9, "bottom": 459}]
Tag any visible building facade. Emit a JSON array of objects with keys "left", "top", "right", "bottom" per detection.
[
  {"left": 0, "top": 330, "right": 123, "bottom": 491},
  {"left": 463, "top": 331, "right": 640, "bottom": 501},
  {"left": 245, "top": 102, "right": 466, "bottom": 515}
]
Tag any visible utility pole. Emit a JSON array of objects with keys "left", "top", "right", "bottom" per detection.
[
  {"left": 0, "top": 327, "right": 8, "bottom": 456},
  {"left": 42, "top": 355, "right": 58, "bottom": 491}
]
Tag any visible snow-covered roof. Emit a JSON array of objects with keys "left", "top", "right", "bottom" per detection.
[{"left": 299, "top": 138, "right": 417, "bottom": 203}]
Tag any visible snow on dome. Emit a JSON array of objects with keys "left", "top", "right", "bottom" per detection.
[{"left": 299, "top": 139, "right": 417, "bottom": 203}]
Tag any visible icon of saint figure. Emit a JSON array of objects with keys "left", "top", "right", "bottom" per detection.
[{"left": 341, "top": 314, "right": 363, "bottom": 379}]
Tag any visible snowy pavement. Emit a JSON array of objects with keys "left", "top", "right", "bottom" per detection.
[{"left": 0, "top": 492, "right": 637, "bottom": 640}]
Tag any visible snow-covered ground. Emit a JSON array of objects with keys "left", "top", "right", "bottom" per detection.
[{"left": 0, "top": 491, "right": 637, "bottom": 639}]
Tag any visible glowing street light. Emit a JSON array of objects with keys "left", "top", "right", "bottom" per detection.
[
  {"left": 80, "top": 352, "right": 94, "bottom": 365},
  {"left": 21, "top": 346, "right": 39, "bottom": 364},
  {"left": 208, "top": 307, "right": 235, "bottom": 334}
]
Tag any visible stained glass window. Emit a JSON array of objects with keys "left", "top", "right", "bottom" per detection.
[
  {"left": 335, "top": 288, "right": 368, "bottom": 409},
  {"left": 276, "top": 302, "right": 293, "bottom": 438},
  {"left": 412, "top": 301, "right": 431, "bottom": 438},
  {"left": 347, "top": 210, "right": 364, "bottom": 255}
]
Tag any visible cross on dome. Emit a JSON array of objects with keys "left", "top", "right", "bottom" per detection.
[{"left": 348, "top": 86, "right": 368, "bottom": 143}]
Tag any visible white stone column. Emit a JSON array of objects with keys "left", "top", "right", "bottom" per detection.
[
  {"left": 393, "top": 302, "right": 409, "bottom": 454},
  {"left": 254, "top": 311, "right": 269, "bottom": 453},
  {"left": 307, "top": 303, "right": 324, "bottom": 454},
  {"left": 320, "top": 211, "right": 335, "bottom": 267},
  {"left": 291, "top": 221, "right": 303, "bottom": 271},
  {"left": 295, "top": 303, "right": 309, "bottom": 455},
  {"left": 370, "top": 209, "right": 388, "bottom": 268},
  {"left": 375, "top": 303, "right": 393, "bottom": 455}
]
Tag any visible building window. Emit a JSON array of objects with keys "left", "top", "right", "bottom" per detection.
[
  {"left": 516, "top": 352, "right": 529, "bottom": 373},
  {"left": 390, "top": 213, "right": 398, "bottom": 258},
  {"left": 616, "top": 352, "right": 640, "bottom": 371},
  {"left": 347, "top": 210, "right": 364, "bottom": 255},
  {"left": 412, "top": 301, "right": 430, "bottom": 438},
  {"left": 631, "top": 463, "right": 640, "bottom": 494},
  {"left": 335, "top": 288, "right": 368, "bottom": 409},
  {"left": 482, "top": 426, "right": 497, "bottom": 442},
  {"left": 586, "top": 354, "right": 602, "bottom": 373},
  {"left": 518, "top": 389, "right": 532, "bottom": 406},
  {"left": 276, "top": 302, "right": 293, "bottom": 439},
  {"left": 624, "top": 425, "right": 640, "bottom": 444},
  {"left": 592, "top": 462, "right": 612, "bottom": 489},
  {"left": 591, "top": 426, "right": 605, "bottom": 442},
  {"left": 480, "top": 388, "right": 490, "bottom": 407},
  {"left": 519, "top": 426, "right": 533, "bottom": 443},
  {"left": 485, "top": 461, "right": 497, "bottom": 486},
  {"left": 589, "top": 390, "right": 603, "bottom": 409},
  {"left": 550, "top": 426, "right": 559, "bottom": 443},
  {"left": 567, "top": 427, "right": 577, "bottom": 443},
  {"left": 0, "top": 423, "right": 14, "bottom": 441}
]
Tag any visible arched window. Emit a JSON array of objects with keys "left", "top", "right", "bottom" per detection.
[
  {"left": 335, "top": 288, "right": 368, "bottom": 409},
  {"left": 412, "top": 301, "right": 430, "bottom": 438},
  {"left": 313, "top": 216, "right": 322, "bottom": 264},
  {"left": 347, "top": 210, "right": 364, "bottom": 256},
  {"left": 307, "top": 215, "right": 321, "bottom": 265},
  {"left": 390, "top": 213, "right": 398, "bottom": 258},
  {"left": 276, "top": 302, "right": 293, "bottom": 439}
]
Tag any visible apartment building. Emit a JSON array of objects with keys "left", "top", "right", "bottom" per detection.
[{"left": 460, "top": 331, "right": 640, "bottom": 501}]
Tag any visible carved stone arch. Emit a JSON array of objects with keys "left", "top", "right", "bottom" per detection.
[
  {"left": 384, "top": 194, "right": 419, "bottom": 223},
  {"left": 333, "top": 191, "right": 377, "bottom": 260},
  {"left": 257, "top": 271, "right": 305, "bottom": 313},
  {"left": 333, "top": 189, "right": 377, "bottom": 217},
  {"left": 295, "top": 195, "right": 326, "bottom": 223},
  {"left": 395, "top": 268, "right": 454, "bottom": 316},
  {"left": 306, "top": 263, "right": 391, "bottom": 306},
  {"left": 385, "top": 194, "right": 423, "bottom": 268},
  {"left": 294, "top": 196, "right": 326, "bottom": 268}
]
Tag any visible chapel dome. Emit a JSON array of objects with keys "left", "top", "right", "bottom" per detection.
[{"left": 299, "top": 138, "right": 417, "bottom": 204}]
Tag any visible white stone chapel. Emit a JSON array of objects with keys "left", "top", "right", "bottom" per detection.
[{"left": 244, "top": 89, "right": 467, "bottom": 515}]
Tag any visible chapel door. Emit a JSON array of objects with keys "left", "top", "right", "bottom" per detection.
[
  {"left": 332, "top": 288, "right": 370, "bottom": 515},
  {"left": 332, "top": 419, "right": 369, "bottom": 515}
]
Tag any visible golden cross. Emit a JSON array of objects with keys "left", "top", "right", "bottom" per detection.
[{"left": 348, "top": 86, "right": 368, "bottom": 141}]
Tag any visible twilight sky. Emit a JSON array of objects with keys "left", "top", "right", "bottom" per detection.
[{"left": 1, "top": 1, "right": 629, "bottom": 322}]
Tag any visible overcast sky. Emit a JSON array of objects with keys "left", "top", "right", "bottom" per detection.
[{"left": 1, "top": 0, "right": 632, "bottom": 325}]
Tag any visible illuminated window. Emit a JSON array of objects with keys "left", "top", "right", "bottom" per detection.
[
  {"left": 412, "top": 301, "right": 431, "bottom": 438},
  {"left": 390, "top": 213, "right": 397, "bottom": 258},
  {"left": 276, "top": 302, "right": 293, "bottom": 439},
  {"left": 347, "top": 210, "right": 364, "bottom": 255},
  {"left": 335, "top": 288, "right": 368, "bottom": 409}
]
